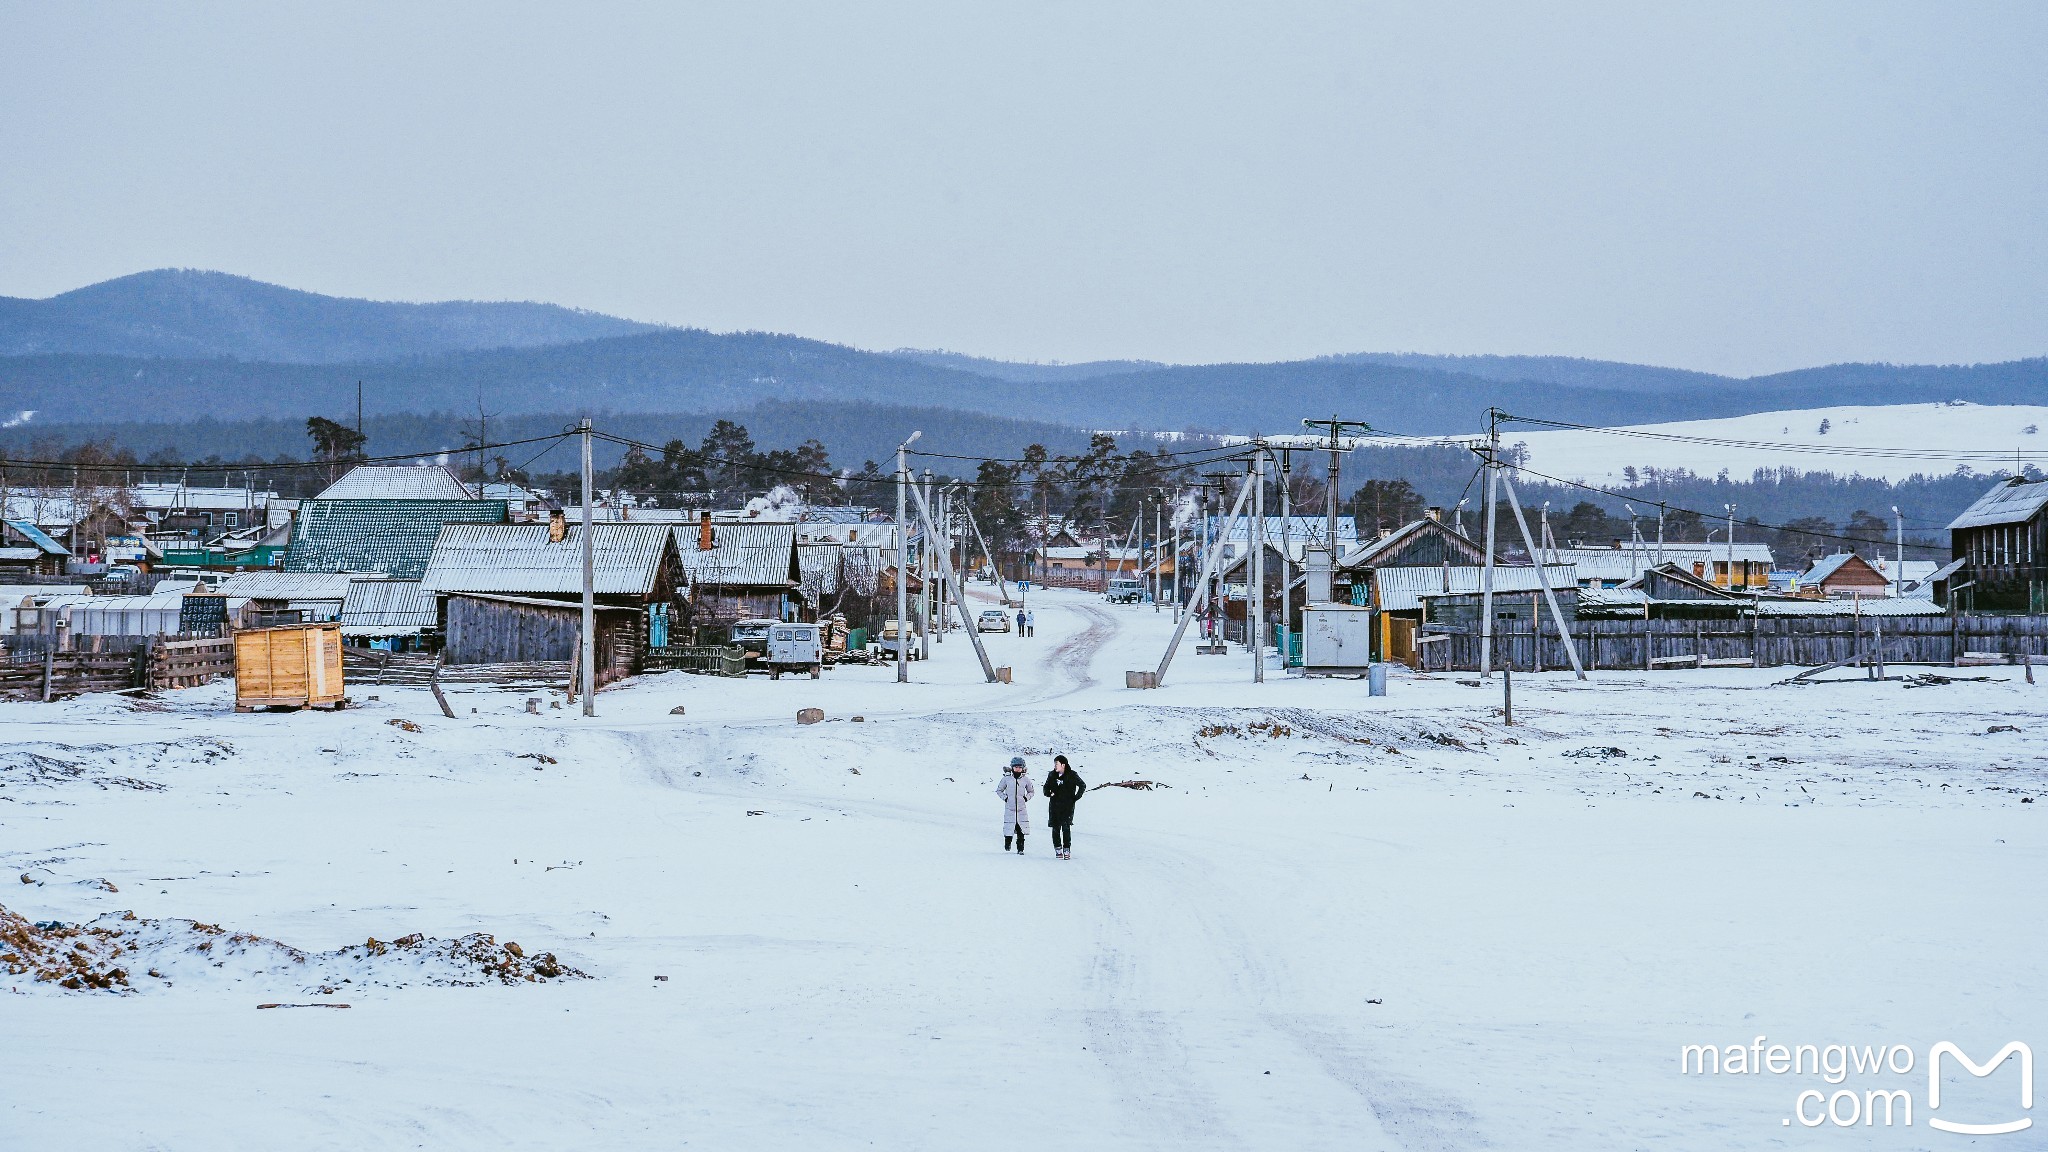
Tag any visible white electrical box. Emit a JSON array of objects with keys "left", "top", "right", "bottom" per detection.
[{"left": 1301, "top": 605, "right": 1375, "bottom": 675}]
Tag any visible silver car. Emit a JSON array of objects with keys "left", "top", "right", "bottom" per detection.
[{"left": 977, "top": 609, "right": 1011, "bottom": 633}]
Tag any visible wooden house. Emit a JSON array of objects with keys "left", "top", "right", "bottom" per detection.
[
  {"left": 1946, "top": 477, "right": 2048, "bottom": 613},
  {"left": 1799, "top": 552, "right": 1893, "bottom": 599},
  {"left": 420, "top": 522, "right": 680, "bottom": 678},
  {"left": 672, "top": 519, "right": 804, "bottom": 626},
  {"left": 0, "top": 518, "right": 71, "bottom": 577}
]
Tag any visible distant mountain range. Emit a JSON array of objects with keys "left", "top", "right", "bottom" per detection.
[
  {"left": 0, "top": 269, "right": 659, "bottom": 362},
  {"left": 1, "top": 271, "right": 2044, "bottom": 450}
]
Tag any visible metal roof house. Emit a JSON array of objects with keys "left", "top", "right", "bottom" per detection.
[
  {"left": 315, "top": 464, "right": 474, "bottom": 501},
  {"left": 1, "top": 518, "right": 71, "bottom": 576},
  {"left": 283, "top": 498, "right": 508, "bottom": 580},
  {"left": 672, "top": 521, "right": 804, "bottom": 624},
  {"left": 420, "top": 522, "right": 681, "bottom": 675},
  {"left": 337, "top": 579, "right": 439, "bottom": 642},
  {"left": 1799, "top": 552, "right": 1893, "bottom": 598},
  {"left": 1946, "top": 476, "right": 2048, "bottom": 613}
]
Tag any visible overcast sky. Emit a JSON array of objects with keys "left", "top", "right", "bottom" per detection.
[{"left": 2, "top": 2, "right": 2044, "bottom": 375}]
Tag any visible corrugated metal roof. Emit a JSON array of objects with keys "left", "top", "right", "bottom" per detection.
[
  {"left": 212, "top": 571, "right": 373, "bottom": 600},
  {"left": 797, "top": 543, "right": 842, "bottom": 599},
  {"left": 316, "top": 465, "right": 474, "bottom": 501},
  {"left": 284, "top": 499, "right": 508, "bottom": 579},
  {"left": 422, "top": 523, "right": 674, "bottom": 596},
  {"left": 673, "top": 523, "right": 798, "bottom": 588},
  {"left": 1755, "top": 597, "right": 1946, "bottom": 617},
  {"left": 1947, "top": 477, "right": 2048, "bottom": 530},
  {"left": 1338, "top": 519, "right": 1487, "bottom": 569},
  {"left": 1375, "top": 564, "right": 1578, "bottom": 612},
  {"left": 1800, "top": 553, "right": 1862, "bottom": 585},
  {"left": 3, "top": 519, "right": 71, "bottom": 556},
  {"left": 338, "top": 579, "right": 438, "bottom": 634}
]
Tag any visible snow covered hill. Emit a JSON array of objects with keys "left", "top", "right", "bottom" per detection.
[{"left": 1374, "top": 402, "right": 2048, "bottom": 484}]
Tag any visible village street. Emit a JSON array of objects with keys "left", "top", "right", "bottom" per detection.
[{"left": 5, "top": 587, "right": 2046, "bottom": 1149}]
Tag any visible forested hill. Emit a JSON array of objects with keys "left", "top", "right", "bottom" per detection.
[
  {"left": 2, "top": 271, "right": 2045, "bottom": 436},
  {"left": 0, "top": 269, "right": 659, "bottom": 362}
]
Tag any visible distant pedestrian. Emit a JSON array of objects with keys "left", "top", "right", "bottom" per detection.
[
  {"left": 1025, "top": 609, "right": 1036, "bottom": 637},
  {"left": 1016, "top": 608, "right": 1027, "bottom": 635},
  {"left": 1042, "top": 754, "right": 1086, "bottom": 859},
  {"left": 997, "top": 756, "right": 1034, "bottom": 854}
]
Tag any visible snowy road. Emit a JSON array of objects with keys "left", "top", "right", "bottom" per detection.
[{"left": 6, "top": 587, "right": 2046, "bottom": 1149}]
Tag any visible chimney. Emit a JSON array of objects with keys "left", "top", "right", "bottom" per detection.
[
  {"left": 1424, "top": 507, "right": 1442, "bottom": 523},
  {"left": 698, "top": 514, "right": 716, "bottom": 552},
  {"left": 1377, "top": 522, "right": 1393, "bottom": 540},
  {"left": 548, "top": 509, "right": 567, "bottom": 544}
]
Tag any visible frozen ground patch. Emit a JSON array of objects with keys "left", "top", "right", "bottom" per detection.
[{"left": 1, "top": 902, "right": 586, "bottom": 994}]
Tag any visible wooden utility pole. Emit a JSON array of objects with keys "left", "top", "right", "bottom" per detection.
[
  {"left": 895, "top": 431, "right": 919, "bottom": 683},
  {"left": 1155, "top": 467, "right": 1255, "bottom": 686},
  {"left": 1277, "top": 449, "right": 1292, "bottom": 665},
  {"left": 1251, "top": 447, "right": 1266, "bottom": 683},
  {"left": 920, "top": 469, "right": 934, "bottom": 661},
  {"left": 579, "top": 419, "right": 596, "bottom": 715},
  {"left": 1480, "top": 410, "right": 1502, "bottom": 677}
]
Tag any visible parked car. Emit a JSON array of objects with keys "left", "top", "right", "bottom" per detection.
[
  {"left": 977, "top": 609, "right": 1011, "bottom": 633},
  {"left": 1105, "top": 578, "right": 1145, "bottom": 604},
  {"left": 874, "top": 618, "right": 922, "bottom": 660},
  {"left": 767, "top": 622, "right": 823, "bottom": 679}
]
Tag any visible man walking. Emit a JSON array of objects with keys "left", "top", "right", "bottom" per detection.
[
  {"left": 1042, "top": 754, "right": 1086, "bottom": 859},
  {"left": 997, "top": 756, "right": 1033, "bottom": 854}
]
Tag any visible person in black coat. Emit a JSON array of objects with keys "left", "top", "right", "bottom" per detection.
[{"left": 1042, "top": 754, "right": 1086, "bottom": 859}]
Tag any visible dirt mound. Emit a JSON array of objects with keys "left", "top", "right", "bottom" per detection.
[{"left": 0, "top": 903, "right": 587, "bottom": 994}]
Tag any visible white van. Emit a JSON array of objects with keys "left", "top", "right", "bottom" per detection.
[{"left": 767, "top": 622, "right": 823, "bottom": 679}]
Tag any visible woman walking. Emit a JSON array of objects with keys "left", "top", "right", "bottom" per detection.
[
  {"left": 997, "top": 756, "right": 1034, "bottom": 854},
  {"left": 1042, "top": 754, "right": 1086, "bottom": 859}
]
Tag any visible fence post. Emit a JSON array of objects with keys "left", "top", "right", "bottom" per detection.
[{"left": 41, "top": 648, "right": 55, "bottom": 702}]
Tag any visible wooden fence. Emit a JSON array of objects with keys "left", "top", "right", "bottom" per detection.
[
  {"left": 0, "top": 634, "right": 237, "bottom": 699},
  {"left": 1419, "top": 613, "right": 2048, "bottom": 673},
  {"left": 342, "top": 648, "right": 572, "bottom": 689},
  {"left": 641, "top": 645, "right": 749, "bottom": 676},
  {"left": 0, "top": 649, "right": 148, "bottom": 700},
  {"left": 148, "top": 636, "right": 235, "bottom": 689}
]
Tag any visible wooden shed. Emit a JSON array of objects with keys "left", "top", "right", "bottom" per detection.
[
  {"left": 234, "top": 622, "right": 346, "bottom": 712},
  {"left": 442, "top": 593, "right": 642, "bottom": 683}
]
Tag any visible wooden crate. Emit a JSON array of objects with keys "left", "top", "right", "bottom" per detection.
[{"left": 234, "top": 623, "right": 347, "bottom": 712}]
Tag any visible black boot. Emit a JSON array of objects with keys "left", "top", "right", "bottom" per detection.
[
  {"left": 1015, "top": 836, "right": 1026, "bottom": 855},
  {"left": 1004, "top": 835, "right": 1012, "bottom": 851}
]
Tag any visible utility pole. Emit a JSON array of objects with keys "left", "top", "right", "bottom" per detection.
[
  {"left": 934, "top": 485, "right": 947, "bottom": 644},
  {"left": 1156, "top": 466, "right": 1255, "bottom": 686},
  {"left": 356, "top": 381, "right": 363, "bottom": 441},
  {"left": 1892, "top": 506, "right": 1904, "bottom": 597},
  {"left": 1302, "top": 417, "right": 1371, "bottom": 555},
  {"left": 1480, "top": 410, "right": 1502, "bottom": 677},
  {"left": 895, "top": 431, "right": 920, "bottom": 683},
  {"left": 1725, "top": 503, "right": 1737, "bottom": 590},
  {"left": 578, "top": 419, "right": 595, "bottom": 716},
  {"left": 1251, "top": 447, "right": 1266, "bottom": 683},
  {"left": 1203, "top": 472, "right": 1234, "bottom": 646},
  {"left": 920, "top": 469, "right": 934, "bottom": 661},
  {"left": 1153, "top": 494, "right": 1163, "bottom": 611},
  {"left": 1171, "top": 489, "right": 1182, "bottom": 620},
  {"left": 1277, "top": 449, "right": 1293, "bottom": 666}
]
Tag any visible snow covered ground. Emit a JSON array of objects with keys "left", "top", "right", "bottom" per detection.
[
  {"left": 5, "top": 587, "right": 2045, "bottom": 1149},
  {"left": 1367, "top": 401, "right": 2048, "bottom": 484}
]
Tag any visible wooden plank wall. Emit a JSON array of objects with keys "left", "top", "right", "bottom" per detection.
[{"left": 1420, "top": 614, "right": 2048, "bottom": 672}]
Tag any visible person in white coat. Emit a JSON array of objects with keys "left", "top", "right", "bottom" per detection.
[{"left": 997, "top": 755, "right": 1034, "bottom": 854}]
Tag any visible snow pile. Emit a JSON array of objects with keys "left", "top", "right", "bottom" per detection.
[
  {"left": 0, "top": 904, "right": 586, "bottom": 995},
  {"left": 0, "top": 738, "right": 231, "bottom": 793}
]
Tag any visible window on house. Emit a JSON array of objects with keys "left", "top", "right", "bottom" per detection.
[{"left": 225, "top": 513, "right": 239, "bottom": 527}]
